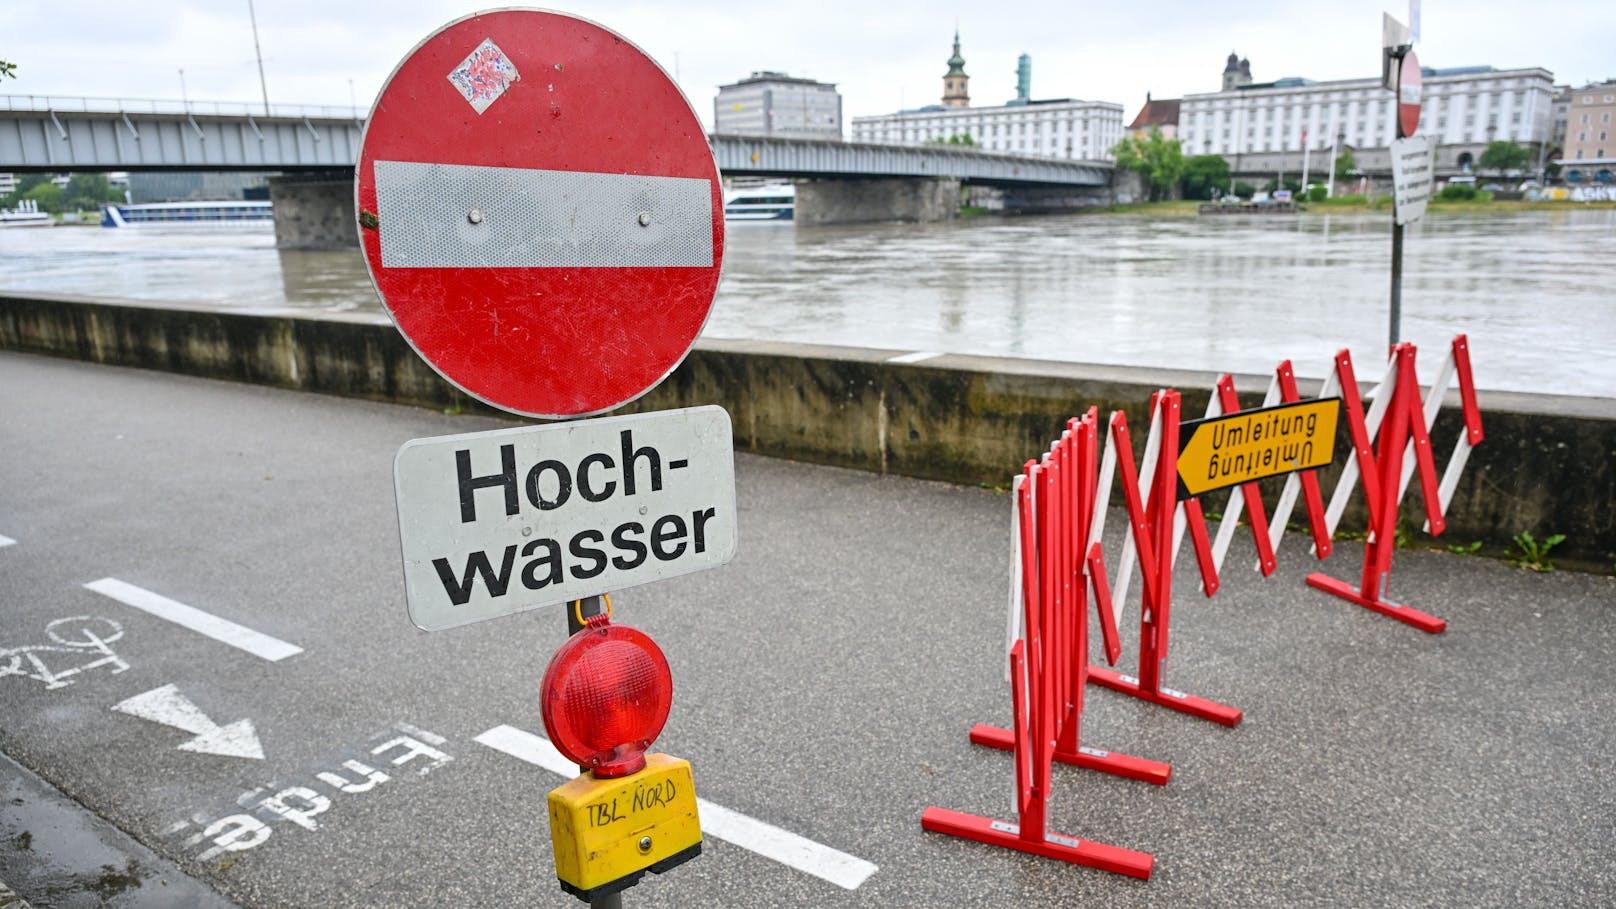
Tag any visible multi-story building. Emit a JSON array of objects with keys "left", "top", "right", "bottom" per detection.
[
  {"left": 849, "top": 34, "right": 1123, "bottom": 161},
  {"left": 714, "top": 72, "right": 843, "bottom": 140},
  {"left": 1177, "top": 54, "right": 1556, "bottom": 180},
  {"left": 1560, "top": 80, "right": 1616, "bottom": 184}
]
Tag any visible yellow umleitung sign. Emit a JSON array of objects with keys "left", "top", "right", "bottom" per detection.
[
  {"left": 1176, "top": 398, "right": 1341, "bottom": 499},
  {"left": 548, "top": 753, "right": 701, "bottom": 901}
]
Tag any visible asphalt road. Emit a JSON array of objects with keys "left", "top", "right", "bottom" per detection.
[{"left": 1, "top": 350, "right": 1613, "bottom": 908}]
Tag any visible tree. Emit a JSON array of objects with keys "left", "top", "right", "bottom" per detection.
[
  {"left": 20, "top": 181, "right": 64, "bottom": 213},
  {"left": 1180, "top": 154, "right": 1231, "bottom": 200},
  {"left": 1110, "top": 128, "right": 1186, "bottom": 201},
  {"left": 1334, "top": 148, "right": 1358, "bottom": 182},
  {"left": 1478, "top": 140, "right": 1531, "bottom": 174},
  {"left": 0, "top": 58, "right": 16, "bottom": 80},
  {"left": 66, "top": 173, "right": 120, "bottom": 211},
  {"left": 929, "top": 134, "right": 976, "bottom": 147}
]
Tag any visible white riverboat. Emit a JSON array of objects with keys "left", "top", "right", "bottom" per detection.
[
  {"left": 723, "top": 184, "right": 794, "bottom": 221},
  {"left": 0, "top": 199, "right": 52, "bottom": 228},
  {"left": 101, "top": 200, "right": 273, "bottom": 227}
]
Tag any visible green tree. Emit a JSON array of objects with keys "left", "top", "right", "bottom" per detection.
[
  {"left": 0, "top": 58, "right": 17, "bottom": 80},
  {"left": 1334, "top": 148, "right": 1358, "bottom": 182},
  {"left": 929, "top": 134, "right": 976, "bottom": 146},
  {"left": 1110, "top": 128, "right": 1186, "bottom": 201},
  {"left": 1180, "top": 154, "right": 1231, "bottom": 200},
  {"left": 21, "top": 181, "right": 64, "bottom": 213},
  {"left": 1478, "top": 140, "right": 1530, "bottom": 174},
  {"left": 65, "top": 173, "right": 118, "bottom": 210}
]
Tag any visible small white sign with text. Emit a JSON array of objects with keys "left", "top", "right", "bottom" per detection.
[{"left": 1390, "top": 135, "right": 1434, "bottom": 226}]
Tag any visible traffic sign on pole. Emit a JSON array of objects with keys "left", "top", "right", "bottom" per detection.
[
  {"left": 1397, "top": 50, "right": 1423, "bottom": 139},
  {"left": 356, "top": 9, "right": 725, "bottom": 419}
]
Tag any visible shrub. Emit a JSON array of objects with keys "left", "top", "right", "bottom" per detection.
[
  {"left": 1438, "top": 184, "right": 1477, "bottom": 201},
  {"left": 1307, "top": 185, "right": 1328, "bottom": 202}
]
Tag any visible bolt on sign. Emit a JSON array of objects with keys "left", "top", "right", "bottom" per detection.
[{"left": 1175, "top": 398, "right": 1341, "bottom": 500}]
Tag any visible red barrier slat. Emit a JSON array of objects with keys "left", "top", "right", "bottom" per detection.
[
  {"left": 1182, "top": 497, "right": 1220, "bottom": 596},
  {"left": 1275, "top": 360, "right": 1334, "bottom": 559},
  {"left": 1452, "top": 334, "right": 1484, "bottom": 445},
  {"left": 1334, "top": 350, "right": 1382, "bottom": 528},
  {"left": 1399, "top": 351, "right": 1447, "bottom": 537},
  {"left": 1107, "top": 412, "right": 1161, "bottom": 608}
]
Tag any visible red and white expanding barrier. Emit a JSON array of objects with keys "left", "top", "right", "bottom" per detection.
[
  {"left": 922, "top": 407, "right": 1159, "bottom": 880},
  {"left": 1306, "top": 336, "right": 1483, "bottom": 632}
]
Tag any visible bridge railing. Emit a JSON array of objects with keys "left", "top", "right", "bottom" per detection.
[{"left": 0, "top": 94, "right": 367, "bottom": 122}]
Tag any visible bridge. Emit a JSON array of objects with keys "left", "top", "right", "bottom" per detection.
[{"left": 1, "top": 95, "right": 1117, "bottom": 239}]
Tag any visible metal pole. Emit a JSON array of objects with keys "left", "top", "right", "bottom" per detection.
[
  {"left": 247, "top": 0, "right": 272, "bottom": 116},
  {"left": 1389, "top": 220, "right": 1403, "bottom": 349},
  {"left": 564, "top": 595, "right": 623, "bottom": 909}
]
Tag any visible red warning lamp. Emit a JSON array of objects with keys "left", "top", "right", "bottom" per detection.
[{"left": 541, "top": 616, "right": 673, "bottom": 778}]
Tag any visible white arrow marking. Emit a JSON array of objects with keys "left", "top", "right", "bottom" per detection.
[{"left": 112, "top": 684, "right": 264, "bottom": 760}]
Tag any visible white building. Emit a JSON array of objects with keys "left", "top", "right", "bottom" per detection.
[
  {"left": 848, "top": 35, "right": 1123, "bottom": 161},
  {"left": 851, "top": 100, "right": 1123, "bottom": 162},
  {"left": 714, "top": 72, "right": 843, "bottom": 140},
  {"left": 1178, "top": 61, "right": 1556, "bottom": 179}
]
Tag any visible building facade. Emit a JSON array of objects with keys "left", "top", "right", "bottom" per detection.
[
  {"left": 1178, "top": 55, "right": 1556, "bottom": 180},
  {"left": 1561, "top": 81, "right": 1616, "bottom": 184},
  {"left": 714, "top": 72, "right": 843, "bottom": 140},
  {"left": 849, "top": 35, "right": 1123, "bottom": 161},
  {"left": 1127, "top": 94, "right": 1180, "bottom": 140}
]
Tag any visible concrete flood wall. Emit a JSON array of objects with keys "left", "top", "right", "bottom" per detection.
[{"left": 3, "top": 291, "right": 1612, "bottom": 570}]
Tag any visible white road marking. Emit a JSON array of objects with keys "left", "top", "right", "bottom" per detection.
[
  {"left": 84, "top": 578, "right": 302, "bottom": 662},
  {"left": 0, "top": 533, "right": 15, "bottom": 548},
  {"left": 474, "top": 724, "right": 878, "bottom": 891},
  {"left": 112, "top": 684, "right": 265, "bottom": 760},
  {"left": 886, "top": 351, "right": 942, "bottom": 364}
]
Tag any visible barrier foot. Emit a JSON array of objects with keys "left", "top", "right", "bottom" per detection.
[
  {"left": 967, "top": 724, "right": 1171, "bottom": 786},
  {"left": 1305, "top": 573, "right": 1447, "bottom": 634},
  {"left": 921, "top": 806, "right": 1153, "bottom": 879},
  {"left": 1087, "top": 666, "right": 1244, "bottom": 727}
]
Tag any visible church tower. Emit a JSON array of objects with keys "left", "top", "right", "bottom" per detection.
[{"left": 943, "top": 30, "right": 970, "bottom": 108}]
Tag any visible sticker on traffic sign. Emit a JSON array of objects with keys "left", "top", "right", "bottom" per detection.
[
  {"left": 356, "top": 10, "right": 725, "bottom": 419},
  {"left": 1176, "top": 399, "right": 1341, "bottom": 500},
  {"left": 393, "top": 406, "right": 737, "bottom": 631}
]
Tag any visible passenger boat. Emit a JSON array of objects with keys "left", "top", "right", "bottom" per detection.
[
  {"left": 101, "top": 200, "right": 273, "bottom": 227},
  {"left": 723, "top": 184, "right": 794, "bottom": 221},
  {"left": 0, "top": 199, "right": 52, "bottom": 228}
]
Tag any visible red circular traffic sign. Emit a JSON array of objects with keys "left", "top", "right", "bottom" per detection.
[
  {"left": 1397, "top": 50, "right": 1423, "bottom": 139},
  {"left": 357, "top": 10, "right": 725, "bottom": 418}
]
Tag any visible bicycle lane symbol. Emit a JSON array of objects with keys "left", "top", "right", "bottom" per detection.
[{"left": 1, "top": 616, "right": 129, "bottom": 690}]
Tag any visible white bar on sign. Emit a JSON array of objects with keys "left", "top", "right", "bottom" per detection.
[
  {"left": 473, "top": 725, "right": 878, "bottom": 891},
  {"left": 373, "top": 160, "right": 713, "bottom": 269},
  {"left": 84, "top": 578, "right": 303, "bottom": 662}
]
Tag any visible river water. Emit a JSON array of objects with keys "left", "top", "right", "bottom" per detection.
[{"left": 2, "top": 209, "right": 1612, "bottom": 397}]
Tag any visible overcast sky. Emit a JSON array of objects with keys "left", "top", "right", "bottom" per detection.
[{"left": 3, "top": 1, "right": 1611, "bottom": 129}]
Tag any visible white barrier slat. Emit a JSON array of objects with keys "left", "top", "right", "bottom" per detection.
[
  {"left": 1003, "top": 473, "right": 1025, "bottom": 683},
  {"left": 1424, "top": 433, "right": 1474, "bottom": 532},
  {"left": 1397, "top": 347, "right": 1457, "bottom": 505},
  {"left": 1111, "top": 397, "right": 1163, "bottom": 628}
]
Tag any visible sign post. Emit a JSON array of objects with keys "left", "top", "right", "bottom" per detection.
[
  {"left": 1383, "top": 19, "right": 1421, "bottom": 350},
  {"left": 358, "top": 10, "right": 728, "bottom": 905}
]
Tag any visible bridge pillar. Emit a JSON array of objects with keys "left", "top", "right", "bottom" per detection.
[
  {"left": 794, "top": 178, "right": 961, "bottom": 225},
  {"left": 268, "top": 171, "right": 357, "bottom": 250}
]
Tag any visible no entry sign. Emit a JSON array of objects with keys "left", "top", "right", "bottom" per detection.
[
  {"left": 1397, "top": 50, "right": 1423, "bottom": 139},
  {"left": 357, "top": 10, "right": 725, "bottom": 418}
]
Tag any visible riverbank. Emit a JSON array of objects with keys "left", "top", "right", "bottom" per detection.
[{"left": 3, "top": 290, "right": 1611, "bottom": 573}]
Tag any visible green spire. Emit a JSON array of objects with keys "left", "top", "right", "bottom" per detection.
[{"left": 946, "top": 30, "right": 966, "bottom": 75}]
